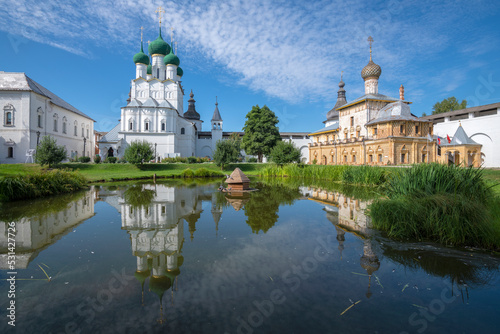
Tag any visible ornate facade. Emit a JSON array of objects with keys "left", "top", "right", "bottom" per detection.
[{"left": 309, "top": 38, "right": 481, "bottom": 167}]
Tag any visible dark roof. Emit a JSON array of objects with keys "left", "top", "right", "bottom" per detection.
[
  {"left": 212, "top": 102, "right": 222, "bottom": 121},
  {"left": 421, "top": 102, "right": 500, "bottom": 120},
  {"left": 184, "top": 90, "right": 200, "bottom": 120},
  {"left": 0, "top": 72, "right": 95, "bottom": 121}
]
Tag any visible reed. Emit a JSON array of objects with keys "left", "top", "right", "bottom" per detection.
[
  {"left": 0, "top": 169, "right": 87, "bottom": 202},
  {"left": 370, "top": 164, "right": 500, "bottom": 249}
]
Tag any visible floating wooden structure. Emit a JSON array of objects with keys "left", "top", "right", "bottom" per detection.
[{"left": 225, "top": 168, "right": 250, "bottom": 191}]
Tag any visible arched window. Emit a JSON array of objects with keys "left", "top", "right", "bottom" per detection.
[
  {"left": 129, "top": 122, "right": 133, "bottom": 130},
  {"left": 62, "top": 117, "right": 67, "bottom": 134},
  {"left": 74, "top": 121, "right": 78, "bottom": 136},
  {"left": 161, "top": 122, "right": 166, "bottom": 131},
  {"left": 53, "top": 113, "right": 58, "bottom": 132},
  {"left": 4, "top": 104, "right": 14, "bottom": 126},
  {"left": 7, "top": 147, "right": 14, "bottom": 158},
  {"left": 37, "top": 107, "right": 43, "bottom": 128},
  {"left": 180, "top": 127, "right": 185, "bottom": 135}
]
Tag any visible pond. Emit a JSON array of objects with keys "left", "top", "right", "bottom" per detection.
[{"left": 1, "top": 180, "right": 499, "bottom": 334}]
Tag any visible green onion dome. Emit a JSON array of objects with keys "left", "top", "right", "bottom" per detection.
[
  {"left": 147, "top": 64, "right": 152, "bottom": 75},
  {"left": 177, "top": 66, "right": 183, "bottom": 77},
  {"left": 149, "top": 275, "right": 172, "bottom": 302},
  {"left": 148, "top": 29, "right": 170, "bottom": 56},
  {"left": 163, "top": 47, "right": 180, "bottom": 66},
  {"left": 133, "top": 42, "right": 150, "bottom": 65}
]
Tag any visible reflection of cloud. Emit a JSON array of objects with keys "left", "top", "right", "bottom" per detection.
[{"left": 0, "top": 0, "right": 495, "bottom": 103}]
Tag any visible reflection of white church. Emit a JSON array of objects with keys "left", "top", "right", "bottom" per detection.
[
  {"left": 0, "top": 192, "right": 95, "bottom": 269},
  {"left": 98, "top": 20, "right": 310, "bottom": 162}
]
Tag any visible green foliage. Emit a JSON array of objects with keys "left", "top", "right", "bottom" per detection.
[
  {"left": 78, "top": 156, "right": 91, "bottom": 163},
  {"left": 180, "top": 168, "right": 224, "bottom": 178},
  {"left": 213, "top": 139, "right": 240, "bottom": 170},
  {"left": 187, "top": 156, "right": 197, "bottom": 164},
  {"left": 124, "top": 140, "right": 153, "bottom": 164},
  {"left": 261, "top": 164, "right": 387, "bottom": 186},
  {"left": 432, "top": 97, "right": 467, "bottom": 115},
  {"left": 0, "top": 169, "right": 87, "bottom": 202},
  {"left": 247, "top": 157, "right": 258, "bottom": 163},
  {"left": 35, "top": 135, "right": 67, "bottom": 167},
  {"left": 269, "top": 141, "right": 301, "bottom": 166},
  {"left": 123, "top": 184, "right": 156, "bottom": 209},
  {"left": 369, "top": 163, "right": 500, "bottom": 249},
  {"left": 241, "top": 105, "right": 281, "bottom": 162},
  {"left": 105, "top": 157, "right": 117, "bottom": 163},
  {"left": 94, "top": 155, "right": 101, "bottom": 164}
]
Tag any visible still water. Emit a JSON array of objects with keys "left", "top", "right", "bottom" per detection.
[{"left": 1, "top": 180, "right": 499, "bottom": 334}]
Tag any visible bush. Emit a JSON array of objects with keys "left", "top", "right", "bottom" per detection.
[
  {"left": 105, "top": 157, "right": 117, "bottom": 163},
  {"left": 213, "top": 139, "right": 240, "bottom": 170},
  {"left": 247, "top": 157, "right": 258, "bottom": 163},
  {"left": 187, "top": 156, "right": 197, "bottom": 164},
  {"left": 123, "top": 140, "right": 153, "bottom": 164},
  {"left": 35, "top": 135, "right": 67, "bottom": 167},
  {"left": 269, "top": 141, "right": 301, "bottom": 166},
  {"left": 94, "top": 155, "right": 101, "bottom": 164},
  {"left": 78, "top": 156, "right": 91, "bottom": 163}
]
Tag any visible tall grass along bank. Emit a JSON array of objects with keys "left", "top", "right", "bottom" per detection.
[
  {"left": 0, "top": 169, "right": 88, "bottom": 202},
  {"left": 261, "top": 164, "right": 388, "bottom": 186},
  {"left": 369, "top": 163, "right": 500, "bottom": 250}
]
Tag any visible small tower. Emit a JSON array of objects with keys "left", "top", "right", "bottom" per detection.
[
  {"left": 149, "top": 7, "right": 170, "bottom": 80},
  {"left": 133, "top": 27, "right": 149, "bottom": 79},
  {"left": 399, "top": 84, "right": 405, "bottom": 100},
  {"left": 325, "top": 72, "right": 347, "bottom": 127},
  {"left": 211, "top": 97, "right": 223, "bottom": 147},
  {"left": 361, "top": 36, "right": 382, "bottom": 95}
]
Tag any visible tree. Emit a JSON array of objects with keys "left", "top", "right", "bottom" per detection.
[
  {"left": 269, "top": 141, "right": 301, "bottom": 166},
  {"left": 241, "top": 105, "right": 281, "bottom": 162},
  {"left": 124, "top": 140, "right": 153, "bottom": 165},
  {"left": 35, "top": 135, "right": 67, "bottom": 167},
  {"left": 213, "top": 138, "right": 240, "bottom": 170},
  {"left": 432, "top": 97, "right": 467, "bottom": 115}
]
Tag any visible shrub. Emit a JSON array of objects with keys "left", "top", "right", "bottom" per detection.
[
  {"left": 78, "top": 156, "right": 91, "bottom": 163},
  {"left": 123, "top": 140, "right": 153, "bottom": 164},
  {"left": 94, "top": 155, "right": 101, "bottom": 164},
  {"left": 269, "top": 141, "right": 301, "bottom": 166},
  {"left": 35, "top": 135, "right": 67, "bottom": 167},
  {"left": 187, "top": 156, "right": 197, "bottom": 164},
  {"left": 248, "top": 157, "right": 258, "bottom": 163},
  {"left": 213, "top": 139, "right": 240, "bottom": 170},
  {"left": 105, "top": 157, "right": 117, "bottom": 163}
]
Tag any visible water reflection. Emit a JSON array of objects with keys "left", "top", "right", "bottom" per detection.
[
  {"left": 304, "top": 185, "right": 500, "bottom": 299},
  {"left": 0, "top": 190, "right": 95, "bottom": 269}
]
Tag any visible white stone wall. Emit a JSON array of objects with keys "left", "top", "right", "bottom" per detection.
[{"left": 433, "top": 109, "right": 500, "bottom": 167}]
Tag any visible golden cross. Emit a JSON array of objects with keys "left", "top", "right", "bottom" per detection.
[
  {"left": 368, "top": 36, "right": 374, "bottom": 60},
  {"left": 156, "top": 6, "right": 165, "bottom": 27},
  {"left": 341, "top": 70, "right": 343, "bottom": 80}
]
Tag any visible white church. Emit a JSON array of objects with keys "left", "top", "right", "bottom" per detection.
[{"left": 98, "top": 23, "right": 311, "bottom": 162}]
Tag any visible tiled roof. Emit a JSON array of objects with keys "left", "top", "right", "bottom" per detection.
[{"left": 0, "top": 72, "right": 94, "bottom": 121}]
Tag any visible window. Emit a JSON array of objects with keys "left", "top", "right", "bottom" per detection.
[
  {"left": 129, "top": 122, "right": 133, "bottom": 130},
  {"left": 437, "top": 146, "right": 441, "bottom": 156},
  {"left": 161, "top": 206, "right": 166, "bottom": 214},
  {"left": 38, "top": 115, "right": 42, "bottom": 128},
  {"left": 6, "top": 112, "right": 12, "bottom": 125},
  {"left": 7, "top": 147, "right": 14, "bottom": 158},
  {"left": 161, "top": 122, "right": 166, "bottom": 131},
  {"left": 74, "top": 125, "right": 78, "bottom": 136},
  {"left": 344, "top": 155, "right": 347, "bottom": 163},
  {"left": 4, "top": 104, "right": 14, "bottom": 126},
  {"left": 400, "top": 124, "right": 404, "bottom": 133},
  {"left": 82, "top": 128, "right": 84, "bottom": 137},
  {"left": 356, "top": 130, "right": 360, "bottom": 137},
  {"left": 373, "top": 127, "right": 378, "bottom": 135},
  {"left": 415, "top": 125, "right": 419, "bottom": 134},
  {"left": 145, "top": 122, "right": 149, "bottom": 131},
  {"left": 86, "top": 129, "right": 89, "bottom": 138},
  {"left": 181, "top": 127, "right": 185, "bottom": 135},
  {"left": 352, "top": 155, "right": 356, "bottom": 163},
  {"left": 62, "top": 121, "right": 67, "bottom": 134},
  {"left": 378, "top": 154, "right": 383, "bottom": 162},
  {"left": 369, "top": 154, "right": 373, "bottom": 162},
  {"left": 54, "top": 119, "right": 58, "bottom": 132},
  {"left": 401, "top": 153, "right": 406, "bottom": 163},
  {"left": 422, "top": 153, "right": 426, "bottom": 162},
  {"left": 350, "top": 116, "right": 354, "bottom": 127}
]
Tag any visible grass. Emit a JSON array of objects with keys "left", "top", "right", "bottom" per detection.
[{"left": 369, "top": 163, "right": 500, "bottom": 250}]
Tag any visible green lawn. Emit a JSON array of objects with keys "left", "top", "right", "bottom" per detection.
[{"left": 0, "top": 162, "right": 268, "bottom": 182}]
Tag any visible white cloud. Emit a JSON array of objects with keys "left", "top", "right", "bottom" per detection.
[{"left": 0, "top": 0, "right": 497, "bottom": 103}]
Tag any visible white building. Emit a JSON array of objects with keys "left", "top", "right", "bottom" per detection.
[
  {"left": 0, "top": 71, "right": 95, "bottom": 163},
  {"left": 422, "top": 102, "right": 500, "bottom": 167},
  {"left": 99, "top": 25, "right": 311, "bottom": 163}
]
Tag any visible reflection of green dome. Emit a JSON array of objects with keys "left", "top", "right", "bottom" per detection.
[
  {"left": 163, "top": 47, "right": 180, "bottom": 66},
  {"left": 148, "top": 29, "right": 170, "bottom": 56},
  {"left": 134, "top": 270, "right": 150, "bottom": 285},
  {"left": 147, "top": 64, "right": 152, "bottom": 75},
  {"left": 133, "top": 42, "right": 150, "bottom": 65},
  {"left": 177, "top": 67, "right": 183, "bottom": 77},
  {"left": 177, "top": 255, "right": 184, "bottom": 267},
  {"left": 149, "top": 275, "right": 172, "bottom": 302}
]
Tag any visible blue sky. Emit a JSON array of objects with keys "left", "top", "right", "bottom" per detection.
[{"left": 1, "top": 0, "right": 499, "bottom": 133}]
